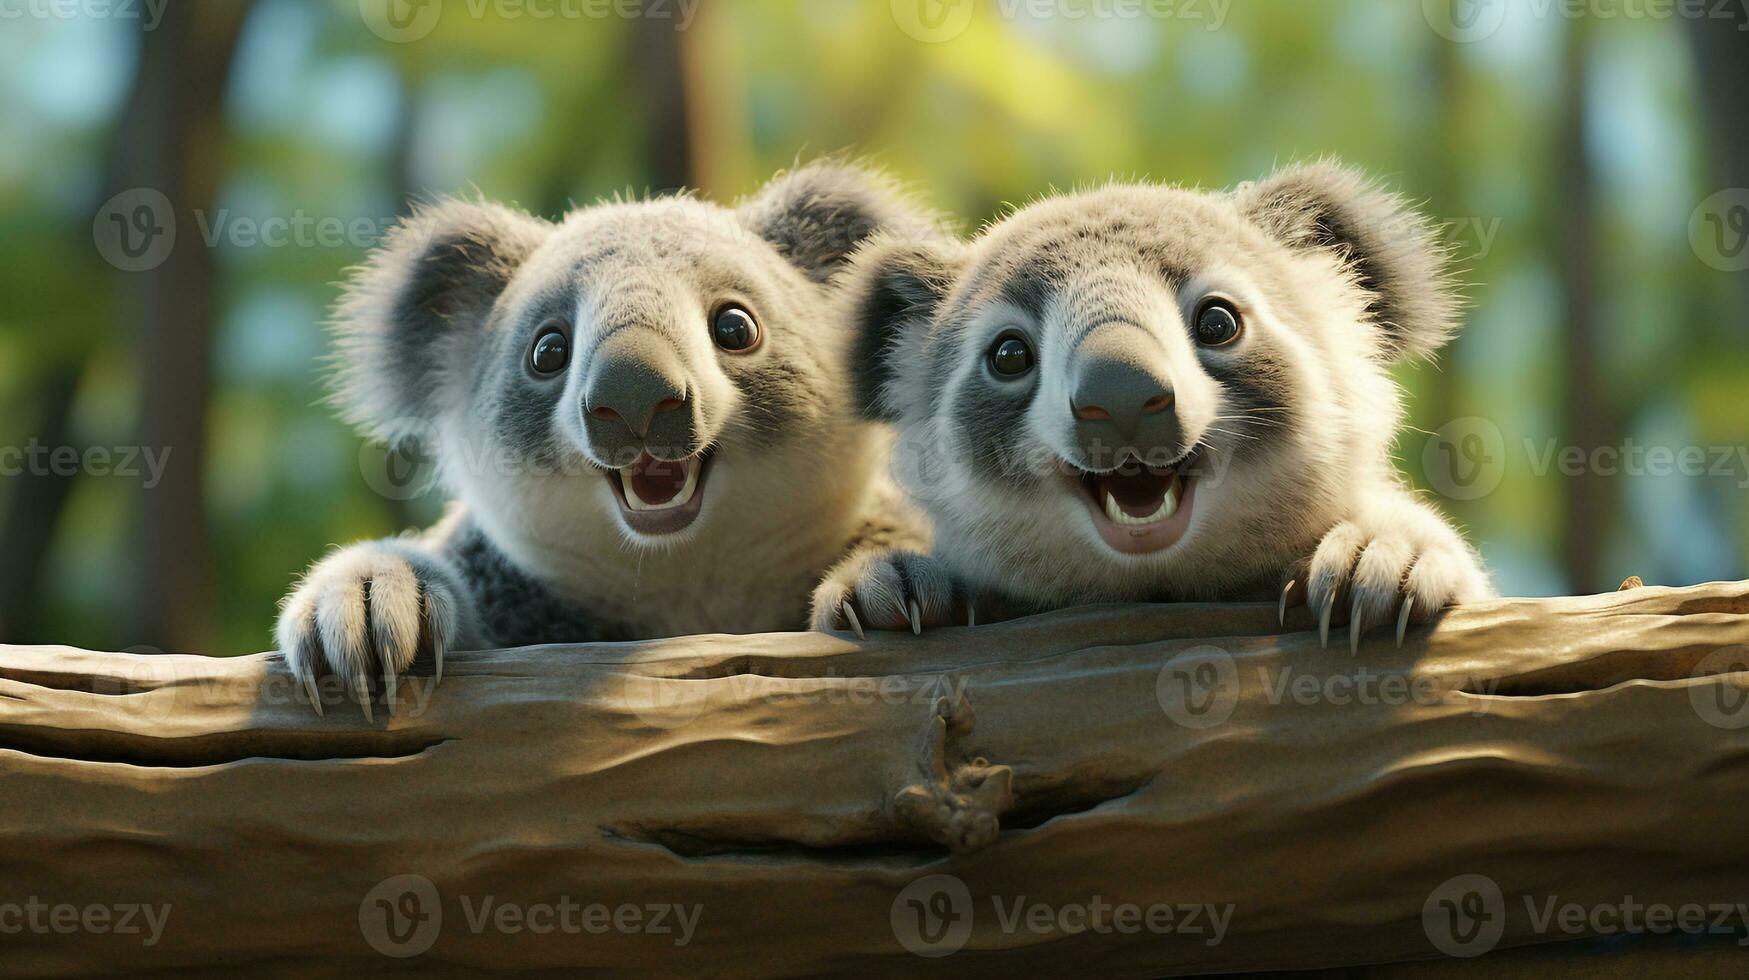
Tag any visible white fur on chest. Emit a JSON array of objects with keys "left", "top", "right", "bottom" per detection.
[
  {"left": 459, "top": 454, "right": 867, "bottom": 638},
  {"left": 547, "top": 524, "right": 839, "bottom": 636}
]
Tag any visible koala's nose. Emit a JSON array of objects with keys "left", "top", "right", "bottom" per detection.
[
  {"left": 1070, "top": 324, "right": 1179, "bottom": 461},
  {"left": 587, "top": 385, "right": 684, "bottom": 435},
  {"left": 582, "top": 331, "right": 695, "bottom": 455}
]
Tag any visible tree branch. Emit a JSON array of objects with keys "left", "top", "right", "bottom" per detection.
[{"left": 2, "top": 582, "right": 1747, "bottom": 976}]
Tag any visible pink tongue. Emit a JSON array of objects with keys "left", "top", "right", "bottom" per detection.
[{"left": 627, "top": 453, "right": 686, "bottom": 506}]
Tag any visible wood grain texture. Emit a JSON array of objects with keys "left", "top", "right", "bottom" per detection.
[{"left": 2, "top": 582, "right": 1747, "bottom": 977}]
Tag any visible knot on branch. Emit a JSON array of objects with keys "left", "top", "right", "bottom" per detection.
[{"left": 893, "top": 691, "right": 1014, "bottom": 853}]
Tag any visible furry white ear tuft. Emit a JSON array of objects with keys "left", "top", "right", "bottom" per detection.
[
  {"left": 839, "top": 232, "right": 965, "bottom": 423},
  {"left": 329, "top": 198, "right": 552, "bottom": 441},
  {"left": 1236, "top": 160, "right": 1464, "bottom": 362},
  {"left": 734, "top": 160, "right": 946, "bottom": 283}
]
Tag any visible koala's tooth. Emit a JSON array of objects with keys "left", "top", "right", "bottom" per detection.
[
  {"left": 1104, "top": 481, "right": 1180, "bottom": 527},
  {"left": 666, "top": 457, "right": 701, "bottom": 509},
  {"left": 618, "top": 470, "right": 647, "bottom": 511}
]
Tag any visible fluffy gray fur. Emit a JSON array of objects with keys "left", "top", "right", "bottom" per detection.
[
  {"left": 813, "top": 161, "right": 1493, "bottom": 648},
  {"left": 279, "top": 162, "right": 939, "bottom": 716}
]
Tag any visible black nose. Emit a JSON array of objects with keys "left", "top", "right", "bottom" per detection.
[
  {"left": 1069, "top": 325, "right": 1179, "bottom": 464},
  {"left": 587, "top": 364, "right": 684, "bottom": 437},
  {"left": 582, "top": 331, "right": 696, "bottom": 458}
]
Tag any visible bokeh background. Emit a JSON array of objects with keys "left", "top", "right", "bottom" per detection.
[{"left": 1, "top": 0, "right": 1745, "bottom": 654}]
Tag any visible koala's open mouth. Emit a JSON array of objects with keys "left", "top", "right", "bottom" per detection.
[
  {"left": 607, "top": 450, "right": 714, "bottom": 536},
  {"left": 1070, "top": 451, "right": 1198, "bottom": 555}
]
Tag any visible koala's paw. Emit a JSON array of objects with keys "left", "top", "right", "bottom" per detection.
[
  {"left": 1286, "top": 513, "right": 1491, "bottom": 654},
  {"left": 275, "top": 545, "right": 463, "bottom": 719},
  {"left": 811, "top": 551, "right": 972, "bottom": 637}
]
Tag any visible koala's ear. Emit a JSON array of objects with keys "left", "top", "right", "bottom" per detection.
[
  {"left": 1236, "top": 161, "right": 1461, "bottom": 361},
  {"left": 330, "top": 198, "right": 552, "bottom": 439},
  {"left": 838, "top": 232, "right": 963, "bottom": 423},
  {"left": 736, "top": 161, "right": 943, "bottom": 283}
]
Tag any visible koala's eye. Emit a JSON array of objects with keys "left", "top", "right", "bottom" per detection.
[
  {"left": 712, "top": 304, "right": 761, "bottom": 353},
  {"left": 529, "top": 322, "right": 570, "bottom": 375},
  {"left": 988, "top": 333, "right": 1035, "bottom": 378},
  {"left": 1194, "top": 298, "right": 1243, "bottom": 347}
]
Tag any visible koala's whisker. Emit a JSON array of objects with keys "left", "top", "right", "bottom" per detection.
[
  {"left": 1200, "top": 426, "right": 1259, "bottom": 444},
  {"left": 1207, "top": 414, "right": 1280, "bottom": 434},
  {"left": 1219, "top": 406, "right": 1294, "bottom": 417},
  {"left": 1217, "top": 407, "right": 1294, "bottom": 420},
  {"left": 1210, "top": 411, "right": 1289, "bottom": 431}
]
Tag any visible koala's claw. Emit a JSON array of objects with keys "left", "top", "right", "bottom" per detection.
[
  {"left": 276, "top": 545, "right": 459, "bottom": 719},
  {"left": 1298, "top": 511, "right": 1491, "bottom": 654},
  {"left": 300, "top": 674, "right": 324, "bottom": 717},
  {"left": 811, "top": 550, "right": 963, "bottom": 636},
  {"left": 1318, "top": 590, "right": 1335, "bottom": 649},
  {"left": 842, "top": 603, "right": 867, "bottom": 640},
  {"left": 354, "top": 676, "right": 375, "bottom": 724}
]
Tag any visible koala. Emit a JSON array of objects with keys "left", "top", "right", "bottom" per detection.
[
  {"left": 813, "top": 161, "right": 1494, "bottom": 651},
  {"left": 278, "top": 163, "right": 939, "bottom": 716}
]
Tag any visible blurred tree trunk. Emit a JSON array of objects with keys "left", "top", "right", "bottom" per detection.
[
  {"left": 0, "top": 366, "right": 82, "bottom": 642},
  {"left": 677, "top": 1, "right": 752, "bottom": 199},
  {"left": 118, "top": 1, "right": 254, "bottom": 652},
  {"left": 382, "top": 72, "right": 425, "bottom": 533},
  {"left": 1417, "top": 33, "right": 1463, "bottom": 453},
  {"left": 387, "top": 76, "right": 418, "bottom": 216},
  {"left": 1688, "top": 2, "right": 1749, "bottom": 318},
  {"left": 628, "top": 0, "right": 696, "bottom": 193},
  {"left": 534, "top": 8, "right": 698, "bottom": 216},
  {"left": 1554, "top": 20, "right": 1607, "bottom": 594},
  {"left": 535, "top": 83, "right": 611, "bottom": 217}
]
